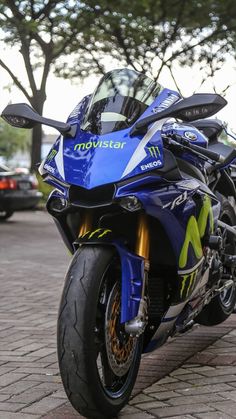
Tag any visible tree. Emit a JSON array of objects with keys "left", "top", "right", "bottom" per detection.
[
  {"left": 0, "top": 120, "right": 30, "bottom": 162},
  {"left": 0, "top": 0, "right": 94, "bottom": 171},
  {"left": 1, "top": 0, "right": 236, "bottom": 172},
  {"left": 56, "top": 0, "right": 236, "bottom": 90}
]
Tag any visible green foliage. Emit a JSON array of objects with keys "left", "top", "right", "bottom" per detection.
[
  {"left": 0, "top": 0, "right": 97, "bottom": 170},
  {"left": 0, "top": 120, "right": 31, "bottom": 161},
  {"left": 0, "top": 0, "right": 236, "bottom": 170},
  {"left": 54, "top": 0, "right": 236, "bottom": 80},
  {"left": 1, "top": 0, "right": 236, "bottom": 86}
]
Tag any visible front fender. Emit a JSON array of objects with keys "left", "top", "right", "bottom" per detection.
[{"left": 74, "top": 229, "right": 144, "bottom": 323}]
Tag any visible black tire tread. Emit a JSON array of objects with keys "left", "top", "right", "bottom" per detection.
[
  {"left": 58, "top": 247, "right": 97, "bottom": 417},
  {"left": 57, "top": 246, "right": 141, "bottom": 418}
]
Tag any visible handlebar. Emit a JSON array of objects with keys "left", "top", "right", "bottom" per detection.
[
  {"left": 162, "top": 134, "right": 226, "bottom": 168},
  {"left": 188, "top": 142, "right": 224, "bottom": 163}
]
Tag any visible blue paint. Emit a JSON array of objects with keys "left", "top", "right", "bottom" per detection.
[
  {"left": 43, "top": 88, "right": 181, "bottom": 189},
  {"left": 41, "top": 72, "right": 221, "bottom": 330},
  {"left": 115, "top": 244, "right": 144, "bottom": 323}
]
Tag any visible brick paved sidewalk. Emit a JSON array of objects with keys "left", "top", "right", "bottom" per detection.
[
  {"left": 46, "top": 317, "right": 236, "bottom": 419},
  {"left": 2, "top": 212, "right": 236, "bottom": 418}
]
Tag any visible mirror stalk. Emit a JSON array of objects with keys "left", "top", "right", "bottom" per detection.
[{"left": 1, "top": 103, "right": 77, "bottom": 138}]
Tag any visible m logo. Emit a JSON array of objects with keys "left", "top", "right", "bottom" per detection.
[
  {"left": 179, "top": 195, "right": 214, "bottom": 269},
  {"left": 147, "top": 146, "right": 160, "bottom": 158}
]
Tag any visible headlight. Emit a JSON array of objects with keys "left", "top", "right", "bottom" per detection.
[
  {"left": 118, "top": 195, "right": 142, "bottom": 212},
  {"left": 48, "top": 197, "right": 68, "bottom": 213}
]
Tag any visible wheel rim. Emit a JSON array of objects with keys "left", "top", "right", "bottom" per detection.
[
  {"left": 220, "top": 214, "right": 236, "bottom": 310},
  {"left": 94, "top": 263, "right": 140, "bottom": 398},
  {"left": 220, "top": 284, "right": 235, "bottom": 309},
  {"left": 105, "top": 282, "right": 137, "bottom": 377}
]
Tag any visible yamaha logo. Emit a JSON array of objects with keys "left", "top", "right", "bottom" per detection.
[
  {"left": 152, "top": 93, "right": 180, "bottom": 114},
  {"left": 184, "top": 131, "right": 197, "bottom": 141}
]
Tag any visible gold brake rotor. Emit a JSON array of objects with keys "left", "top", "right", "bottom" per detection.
[
  {"left": 105, "top": 283, "right": 137, "bottom": 376},
  {"left": 108, "top": 293, "right": 134, "bottom": 363}
]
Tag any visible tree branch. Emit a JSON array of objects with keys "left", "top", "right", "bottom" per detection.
[
  {"left": 34, "top": 0, "right": 60, "bottom": 20},
  {"left": 112, "top": 26, "right": 138, "bottom": 71},
  {"left": 169, "top": 0, "right": 187, "bottom": 42},
  {"left": 79, "top": 46, "right": 106, "bottom": 76},
  {"left": 165, "top": 26, "right": 236, "bottom": 65},
  {"left": 40, "top": 55, "right": 51, "bottom": 96},
  {"left": 4, "top": 0, "right": 24, "bottom": 22},
  {"left": 19, "top": 42, "right": 38, "bottom": 96},
  {"left": 52, "top": 29, "right": 79, "bottom": 60},
  {"left": 167, "top": 64, "right": 184, "bottom": 95},
  {"left": 0, "top": 58, "right": 31, "bottom": 102}
]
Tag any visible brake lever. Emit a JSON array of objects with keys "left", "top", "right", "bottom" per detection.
[{"left": 162, "top": 133, "right": 223, "bottom": 164}]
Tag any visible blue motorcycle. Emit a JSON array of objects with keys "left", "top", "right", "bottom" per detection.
[{"left": 2, "top": 68, "right": 236, "bottom": 418}]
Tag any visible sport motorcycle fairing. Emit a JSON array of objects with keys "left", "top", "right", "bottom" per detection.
[{"left": 42, "top": 88, "right": 181, "bottom": 189}]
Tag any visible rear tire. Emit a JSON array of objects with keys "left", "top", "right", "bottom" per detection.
[
  {"left": 197, "top": 199, "right": 236, "bottom": 326},
  {"left": 57, "top": 246, "right": 142, "bottom": 418}
]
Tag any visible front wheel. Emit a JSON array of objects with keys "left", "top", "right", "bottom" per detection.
[{"left": 57, "top": 246, "right": 142, "bottom": 418}]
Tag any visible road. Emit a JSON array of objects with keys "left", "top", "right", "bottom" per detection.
[{"left": 1, "top": 211, "right": 236, "bottom": 418}]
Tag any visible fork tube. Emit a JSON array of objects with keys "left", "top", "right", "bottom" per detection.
[
  {"left": 135, "top": 213, "right": 150, "bottom": 262},
  {"left": 79, "top": 210, "right": 93, "bottom": 237}
]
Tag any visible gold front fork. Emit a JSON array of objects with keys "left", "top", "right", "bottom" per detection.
[
  {"left": 135, "top": 213, "right": 150, "bottom": 263},
  {"left": 78, "top": 210, "right": 93, "bottom": 237}
]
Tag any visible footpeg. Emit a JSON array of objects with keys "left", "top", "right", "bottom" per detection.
[{"left": 215, "top": 279, "right": 234, "bottom": 293}]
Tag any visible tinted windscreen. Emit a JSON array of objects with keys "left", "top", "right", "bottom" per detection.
[{"left": 81, "top": 68, "right": 163, "bottom": 135}]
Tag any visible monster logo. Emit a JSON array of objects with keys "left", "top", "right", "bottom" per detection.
[
  {"left": 146, "top": 146, "right": 161, "bottom": 158},
  {"left": 179, "top": 270, "right": 198, "bottom": 299},
  {"left": 46, "top": 149, "right": 57, "bottom": 162}
]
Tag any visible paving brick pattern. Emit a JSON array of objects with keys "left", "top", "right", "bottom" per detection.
[{"left": 2, "top": 212, "right": 236, "bottom": 418}]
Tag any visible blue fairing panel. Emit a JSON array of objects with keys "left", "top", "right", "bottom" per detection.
[
  {"left": 43, "top": 89, "right": 181, "bottom": 189},
  {"left": 115, "top": 244, "right": 144, "bottom": 323},
  {"left": 116, "top": 177, "right": 218, "bottom": 272},
  {"left": 74, "top": 229, "right": 145, "bottom": 323}
]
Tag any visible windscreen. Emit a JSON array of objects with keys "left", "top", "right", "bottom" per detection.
[{"left": 81, "top": 68, "right": 163, "bottom": 135}]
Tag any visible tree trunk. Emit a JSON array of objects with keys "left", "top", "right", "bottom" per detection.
[
  {"left": 30, "top": 123, "right": 43, "bottom": 172},
  {"left": 30, "top": 94, "right": 45, "bottom": 172}
]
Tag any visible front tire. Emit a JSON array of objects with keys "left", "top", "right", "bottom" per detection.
[{"left": 57, "top": 246, "right": 142, "bottom": 418}]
